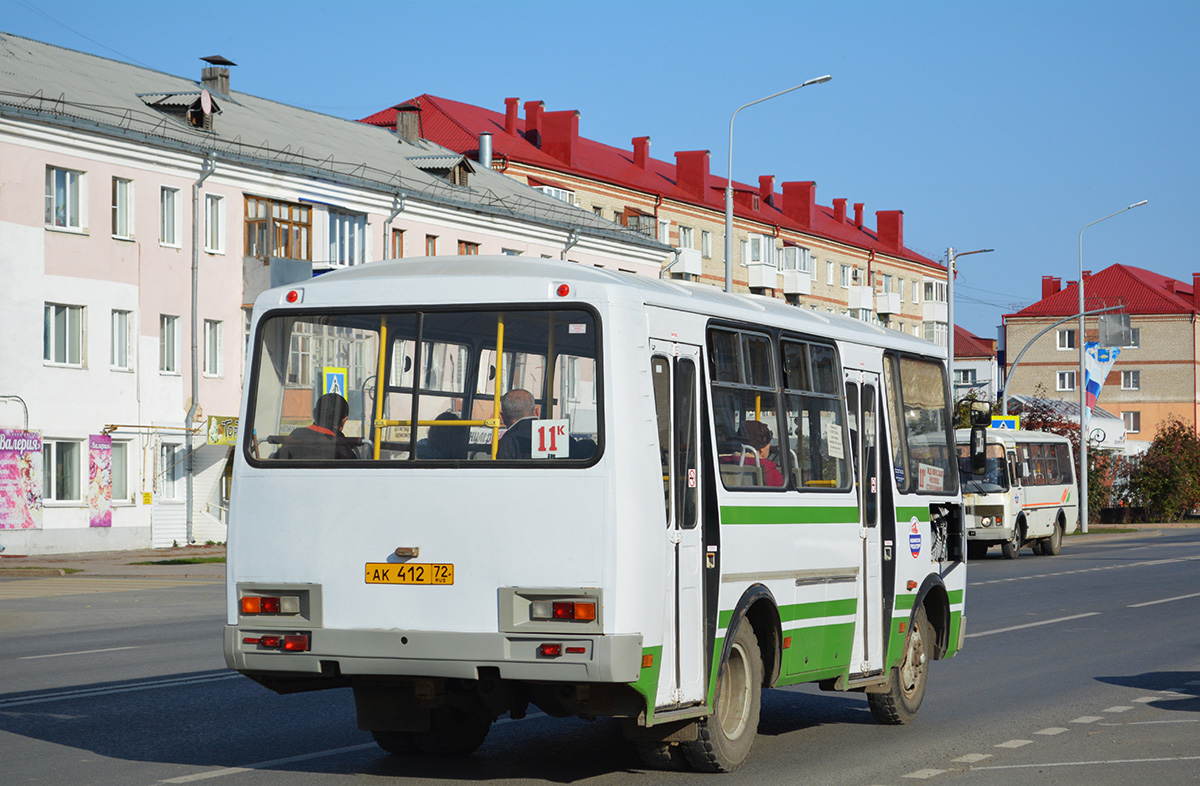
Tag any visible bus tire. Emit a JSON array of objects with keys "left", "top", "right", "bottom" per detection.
[
  {"left": 683, "top": 623, "right": 762, "bottom": 772},
  {"left": 633, "top": 741, "right": 690, "bottom": 770},
  {"left": 413, "top": 706, "right": 491, "bottom": 757},
  {"left": 967, "top": 542, "right": 988, "bottom": 561},
  {"left": 1043, "top": 521, "right": 1062, "bottom": 556},
  {"left": 868, "top": 606, "right": 932, "bottom": 725},
  {"left": 1001, "top": 526, "right": 1022, "bottom": 560},
  {"left": 370, "top": 730, "right": 417, "bottom": 755}
]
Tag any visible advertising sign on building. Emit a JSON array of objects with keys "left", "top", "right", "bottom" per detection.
[
  {"left": 0, "top": 429, "right": 43, "bottom": 530},
  {"left": 207, "top": 415, "right": 239, "bottom": 446},
  {"left": 88, "top": 434, "right": 112, "bottom": 528}
]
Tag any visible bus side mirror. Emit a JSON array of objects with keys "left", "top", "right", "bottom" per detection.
[{"left": 969, "top": 402, "right": 990, "bottom": 476}]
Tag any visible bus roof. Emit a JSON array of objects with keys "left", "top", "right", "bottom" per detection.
[{"left": 259, "top": 255, "right": 944, "bottom": 358}]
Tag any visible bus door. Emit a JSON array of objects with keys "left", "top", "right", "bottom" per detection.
[
  {"left": 650, "top": 341, "right": 705, "bottom": 707},
  {"left": 845, "top": 370, "right": 885, "bottom": 676}
]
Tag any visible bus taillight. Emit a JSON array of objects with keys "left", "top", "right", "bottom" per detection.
[
  {"left": 531, "top": 600, "right": 596, "bottom": 621},
  {"left": 241, "top": 595, "right": 300, "bottom": 615}
]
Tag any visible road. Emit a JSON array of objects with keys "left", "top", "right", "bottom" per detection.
[{"left": 0, "top": 530, "right": 1197, "bottom": 785}]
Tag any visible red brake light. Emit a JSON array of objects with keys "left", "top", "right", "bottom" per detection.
[
  {"left": 552, "top": 602, "right": 573, "bottom": 619},
  {"left": 286, "top": 290, "right": 300, "bottom": 303},
  {"left": 538, "top": 643, "right": 562, "bottom": 657},
  {"left": 260, "top": 635, "right": 282, "bottom": 648},
  {"left": 260, "top": 597, "right": 281, "bottom": 613},
  {"left": 283, "top": 634, "right": 310, "bottom": 652},
  {"left": 556, "top": 284, "right": 570, "bottom": 297}
]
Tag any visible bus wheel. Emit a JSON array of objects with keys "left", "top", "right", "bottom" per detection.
[
  {"left": 413, "top": 706, "right": 491, "bottom": 757},
  {"left": 1001, "top": 528, "right": 1022, "bottom": 560},
  {"left": 1043, "top": 522, "right": 1062, "bottom": 556},
  {"left": 633, "top": 741, "right": 690, "bottom": 770},
  {"left": 370, "top": 730, "right": 417, "bottom": 755},
  {"left": 967, "top": 542, "right": 988, "bottom": 561},
  {"left": 868, "top": 606, "right": 932, "bottom": 725},
  {"left": 684, "top": 623, "right": 762, "bottom": 772}
]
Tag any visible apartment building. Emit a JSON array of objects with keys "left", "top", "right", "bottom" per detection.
[
  {"left": 361, "top": 95, "right": 951, "bottom": 343},
  {"left": 952, "top": 325, "right": 999, "bottom": 403},
  {"left": 0, "top": 33, "right": 670, "bottom": 555},
  {"left": 1003, "top": 264, "right": 1200, "bottom": 450}
]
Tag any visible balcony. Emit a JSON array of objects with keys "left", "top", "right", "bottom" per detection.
[
  {"left": 676, "top": 247, "right": 702, "bottom": 276},
  {"left": 923, "top": 300, "right": 948, "bottom": 323},
  {"left": 746, "top": 263, "right": 778, "bottom": 289},
  {"left": 781, "top": 270, "right": 812, "bottom": 296},
  {"left": 847, "top": 286, "right": 874, "bottom": 312},
  {"left": 876, "top": 291, "right": 902, "bottom": 315}
]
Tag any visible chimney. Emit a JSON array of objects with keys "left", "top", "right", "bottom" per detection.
[
  {"left": 394, "top": 103, "right": 421, "bottom": 141},
  {"left": 674, "top": 150, "right": 711, "bottom": 199},
  {"left": 758, "top": 176, "right": 775, "bottom": 207},
  {"left": 542, "top": 110, "right": 579, "bottom": 167},
  {"left": 1041, "top": 276, "right": 1062, "bottom": 300},
  {"left": 1193, "top": 273, "right": 1200, "bottom": 310},
  {"left": 854, "top": 202, "right": 864, "bottom": 228},
  {"left": 199, "top": 55, "right": 235, "bottom": 95},
  {"left": 876, "top": 210, "right": 904, "bottom": 252},
  {"left": 832, "top": 198, "right": 847, "bottom": 224},
  {"left": 524, "top": 100, "right": 544, "bottom": 147},
  {"left": 782, "top": 181, "right": 817, "bottom": 228},
  {"left": 632, "top": 136, "right": 651, "bottom": 169},
  {"left": 504, "top": 97, "right": 520, "bottom": 135},
  {"left": 478, "top": 133, "right": 493, "bottom": 168},
  {"left": 1166, "top": 279, "right": 1177, "bottom": 294}
]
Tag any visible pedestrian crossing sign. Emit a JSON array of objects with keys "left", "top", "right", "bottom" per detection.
[
  {"left": 323, "top": 367, "right": 348, "bottom": 396},
  {"left": 991, "top": 416, "right": 1020, "bottom": 430}
]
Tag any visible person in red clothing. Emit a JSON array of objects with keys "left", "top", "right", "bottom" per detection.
[
  {"left": 720, "top": 419, "right": 784, "bottom": 487},
  {"left": 275, "top": 393, "right": 358, "bottom": 460}
]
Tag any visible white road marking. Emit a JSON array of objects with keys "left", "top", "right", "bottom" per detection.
[
  {"left": 1036, "top": 727, "right": 1069, "bottom": 735},
  {"left": 1103, "top": 706, "right": 1133, "bottom": 713},
  {"left": 966, "top": 612, "right": 1100, "bottom": 638},
  {"left": 1132, "top": 696, "right": 1161, "bottom": 703},
  {"left": 158, "top": 744, "right": 377, "bottom": 783},
  {"left": 971, "top": 755, "right": 1200, "bottom": 771},
  {"left": 953, "top": 753, "right": 992, "bottom": 763},
  {"left": 0, "top": 672, "right": 239, "bottom": 708},
  {"left": 902, "top": 769, "right": 947, "bottom": 779},
  {"left": 968, "top": 554, "right": 1200, "bottom": 587},
  {"left": 18, "top": 646, "right": 139, "bottom": 660},
  {"left": 995, "top": 739, "right": 1032, "bottom": 748},
  {"left": 1071, "top": 716, "right": 1103, "bottom": 723},
  {"left": 1128, "top": 592, "right": 1200, "bottom": 608},
  {"left": 1101, "top": 719, "right": 1200, "bottom": 726}
]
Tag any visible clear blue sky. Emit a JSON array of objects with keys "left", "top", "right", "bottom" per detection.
[{"left": 6, "top": 0, "right": 1195, "bottom": 338}]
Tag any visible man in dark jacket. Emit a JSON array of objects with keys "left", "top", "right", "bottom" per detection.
[{"left": 276, "top": 393, "right": 357, "bottom": 460}]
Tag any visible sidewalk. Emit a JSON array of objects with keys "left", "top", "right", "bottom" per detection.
[{"left": 0, "top": 544, "right": 226, "bottom": 579}]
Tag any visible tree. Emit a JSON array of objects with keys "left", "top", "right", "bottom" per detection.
[{"left": 1128, "top": 417, "right": 1200, "bottom": 522}]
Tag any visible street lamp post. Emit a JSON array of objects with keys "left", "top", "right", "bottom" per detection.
[
  {"left": 724, "top": 76, "right": 831, "bottom": 293},
  {"left": 946, "top": 247, "right": 993, "bottom": 397},
  {"left": 1078, "top": 200, "right": 1147, "bottom": 534}
]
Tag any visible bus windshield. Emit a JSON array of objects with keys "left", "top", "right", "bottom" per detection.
[
  {"left": 246, "top": 307, "right": 600, "bottom": 464},
  {"left": 957, "top": 443, "right": 1008, "bottom": 494}
]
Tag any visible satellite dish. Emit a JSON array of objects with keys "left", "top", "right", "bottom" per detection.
[{"left": 200, "top": 88, "right": 213, "bottom": 115}]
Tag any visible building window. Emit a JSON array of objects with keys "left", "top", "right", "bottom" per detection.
[
  {"left": 245, "top": 196, "right": 312, "bottom": 261},
  {"left": 1057, "top": 329, "right": 1076, "bottom": 350},
  {"left": 203, "top": 319, "right": 223, "bottom": 377},
  {"left": 701, "top": 230, "right": 712, "bottom": 258},
  {"left": 45, "top": 166, "right": 85, "bottom": 231},
  {"left": 458, "top": 240, "right": 480, "bottom": 255},
  {"left": 840, "top": 264, "right": 851, "bottom": 288},
  {"left": 923, "top": 280, "right": 947, "bottom": 303},
  {"left": 1123, "top": 327, "right": 1141, "bottom": 348},
  {"left": 1121, "top": 370, "right": 1140, "bottom": 390},
  {"left": 881, "top": 274, "right": 893, "bottom": 293},
  {"left": 913, "top": 280, "right": 920, "bottom": 303},
  {"left": 592, "top": 206, "right": 604, "bottom": 216},
  {"left": 536, "top": 185, "right": 575, "bottom": 204},
  {"left": 158, "top": 442, "right": 183, "bottom": 500},
  {"left": 43, "top": 439, "right": 82, "bottom": 502},
  {"left": 678, "top": 226, "right": 694, "bottom": 249},
  {"left": 390, "top": 228, "right": 404, "bottom": 259},
  {"left": 112, "top": 177, "right": 133, "bottom": 239},
  {"left": 1123, "top": 411, "right": 1141, "bottom": 433},
  {"left": 658, "top": 219, "right": 671, "bottom": 243},
  {"left": 111, "top": 441, "right": 130, "bottom": 503},
  {"left": 1056, "top": 370, "right": 1077, "bottom": 391},
  {"left": 425, "top": 235, "right": 438, "bottom": 256},
  {"left": 954, "top": 368, "right": 977, "bottom": 385},
  {"left": 287, "top": 322, "right": 314, "bottom": 387},
  {"left": 898, "top": 278, "right": 905, "bottom": 301},
  {"left": 501, "top": 248, "right": 521, "bottom": 256},
  {"left": 781, "top": 246, "right": 812, "bottom": 275},
  {"left": 111, "top": 309, "right": 132, "bottom": 370},
  {"left": 160, "top": 314, "right": 180, "bottom": 374},
  {"left": 205, "top": 194, "right": 225, "bottom": 254},
  {"left": 44, "top": 303, "right": 83, "bottom": 366},
  {"left": 160, "top": 186, "right": 181, "bottom": 246},
  {"left": 922, "top": 321, "right": 949, "bottom": 348},
  {"left": 328, "top": 208, "right": 367, "bottom": 266}
]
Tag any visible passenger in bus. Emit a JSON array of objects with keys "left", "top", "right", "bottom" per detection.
[
  {"left": 497, "top": 389, "right": 537, "bottom": 459},
  {"left": 720, "top": 420, "right": 784, "bottom": 487},
  {"left": 275, "top": 393, "right": 358, "bottom": 460},
  {"left": 417, "top": 411, "right": 469, "bottom": 459}
]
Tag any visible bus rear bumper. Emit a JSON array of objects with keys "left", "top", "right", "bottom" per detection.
[{"left": 224, "top": 626, "right": 643, "bottom": 684}]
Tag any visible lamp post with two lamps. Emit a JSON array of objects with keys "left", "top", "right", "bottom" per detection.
[{"left": 724, "top": 76, "right": 831, "bottom": 293}]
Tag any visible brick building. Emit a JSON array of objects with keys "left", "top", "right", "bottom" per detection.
[
  {"left": 1003, "top": 264, "right": 1200, "bottom": 449},
  {"left": 361, "top": 95, "right": 952, "bottom": 344}
]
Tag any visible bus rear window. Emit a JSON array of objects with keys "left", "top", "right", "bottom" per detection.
[{"left": 247, "top": 308, "right": 600, "bottom": 464}]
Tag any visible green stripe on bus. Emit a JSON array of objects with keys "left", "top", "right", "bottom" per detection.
[
  {"left": 894, "top": 593, "right": 916, "bottom": 611},
  {"left": 948, "top": 589, "right": 964, "bottom": 605},
  {"left": 720, "top": 505, "right": 859, "bottom": 525},
  {"left": 895, "top": 506, "right": 928, "bottom": 521},
  {"left": 719, "top": 597, "right": 857, "bottom": 630}
]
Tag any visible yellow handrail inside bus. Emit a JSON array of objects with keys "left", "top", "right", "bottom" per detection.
[
  {"left": 373, "top": 316, "right": 388, "bottom": 460},
  {"left": 491, "top": 314, "right": 505, "bottom": 459}
]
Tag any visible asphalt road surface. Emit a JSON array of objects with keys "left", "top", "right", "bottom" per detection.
[{"left": 1, "top": 529, "right": 1197, "bottom": 785}]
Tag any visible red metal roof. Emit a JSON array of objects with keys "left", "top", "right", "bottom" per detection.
[
  {"left": 360, "top": 95, "right": 943, "bottom": 272},
  {"left": 954, "top": 325, "right": 995, "bottom": 358},
  {"left": 1009, "top": 264, "right": 1198, "bottom": 318}
]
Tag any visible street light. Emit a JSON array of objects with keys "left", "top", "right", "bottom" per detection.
[
  {"left": 946, "top": 247, "right": 994, "bottom": 395},
  {"left": 1078, "top": 199, "right": 1147, "bottom": 534},
  {"left": 724, "top": 75, "right": 832, "bottom": 293}
]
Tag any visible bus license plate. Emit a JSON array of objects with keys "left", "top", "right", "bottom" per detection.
[{"left": 365, "top": 563, "right": 454, "bottom": 585}]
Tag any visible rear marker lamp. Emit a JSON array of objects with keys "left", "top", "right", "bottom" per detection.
[
  {"left": 530, "top": 600, "right": 596, "bottom": 622},
  {"left": 283, "top": 634, "right": 310, "bottom": 652},
  {"left": 241, "top": 595, "right": 300, "bottom": 615},
  {"left": 242, "top": 634, "right": 309, "bottom": 652},
  {"left": 538, "top": 644, "right": 562, "bottom": 657}
]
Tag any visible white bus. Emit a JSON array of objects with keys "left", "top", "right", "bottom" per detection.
[
  {"left": 225, "top": 257, "right": 968, "bottom": 772},
  {"left": 956, "top": 428, "right": 1079, "bottom": 560}
]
